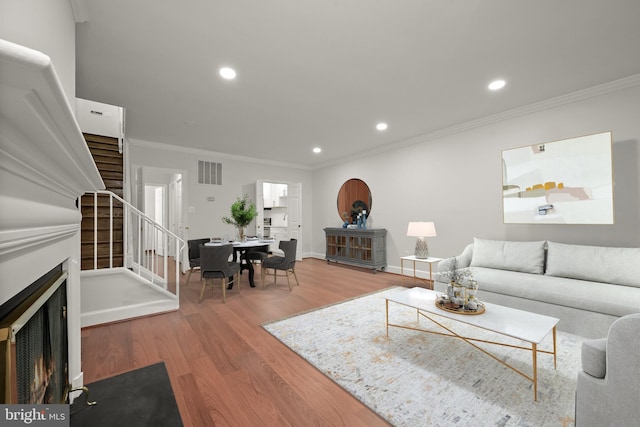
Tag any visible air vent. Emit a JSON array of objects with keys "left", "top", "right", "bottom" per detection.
[{"left": 198, "top": 160, "right": 222, "bottom": 185}]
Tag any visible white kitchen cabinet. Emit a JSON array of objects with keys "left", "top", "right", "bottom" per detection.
[{"left": 263, "top": 183, "right": 288, "bottom": 207}]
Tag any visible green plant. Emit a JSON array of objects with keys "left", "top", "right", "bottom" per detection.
[{"left": 221, "top": 194, "right": 257, "bottom": 228}]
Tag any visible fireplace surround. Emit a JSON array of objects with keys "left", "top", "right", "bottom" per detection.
[{"left": 1, "top": 265, "right": 67, "bottom": 403}]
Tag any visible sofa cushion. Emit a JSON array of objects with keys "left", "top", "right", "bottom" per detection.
[
  {"left": 470, "top": 238, "right": 545, "bottom": 274},
  {"left": 546, "top": 241, "right": 640, "bottom": 288},
  {"left": 469, "top": 267, "right": 639, "bottom": 317},
  {"left": 581, "top": 338, "right": 607, "bottom": 379}
]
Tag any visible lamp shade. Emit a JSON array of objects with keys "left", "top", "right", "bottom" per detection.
[{"left": 407, "top": 222, "right": 437, "bottom": 237}]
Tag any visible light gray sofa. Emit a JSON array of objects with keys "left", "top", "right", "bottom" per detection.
[
  {"left": 435, "top": 238, "right": 640, "bottom": 338},
  {"left": 575, "top": 313, "right": 640, "bottom": 426}
]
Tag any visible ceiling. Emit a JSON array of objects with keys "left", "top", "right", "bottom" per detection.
[{"left": 75, "top": 0, "right": 640, "bottom": 169}]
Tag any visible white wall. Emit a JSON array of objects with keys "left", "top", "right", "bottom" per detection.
[
  {"left": 127, "top": 139, "right": 314, "bottom": 254},
  {"left": 0, "top": 0, "right": 76, "bottom": 106},
  {"left": 312, "top": 82, "right": 640, "bottom": 273}
]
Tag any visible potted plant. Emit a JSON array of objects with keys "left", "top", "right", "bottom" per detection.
[{"left": 222, "top": 194, "right": 257, "bottom": 241}]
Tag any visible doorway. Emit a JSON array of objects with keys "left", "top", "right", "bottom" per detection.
[
  {"left": 256, "top": 180, "right": 302, "bottom": 260},
  {"left": 135, "top": 166, "right": 189, "bottom": 271},
  {"left": 144, "top": 184, "right": 165, "bottom": 254}
]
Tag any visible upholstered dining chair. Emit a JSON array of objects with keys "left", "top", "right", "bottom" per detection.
[
  {"left": 199, "top": 244, "right": 240, "bottom": 303},
  {"left": 185, "top": 238, "right": 210, "bottom": 285},
  {"left": 261, "top": 239, "right": 299, "bottom": 290}
]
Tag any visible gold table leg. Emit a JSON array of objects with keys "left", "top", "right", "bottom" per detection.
[
  {"left": 553, "top": 326, "right": 557, "bottom": 369},
  {"left": 532, "top": 343, "right": 538, "bottom": 401},
  {"left": 412, "top": 260, "right": 416, "bottom": 285},
  {"left": 385, "top": 305, "right": 557, "bottom": 401},
  {"left": 385, "top": 299, "right": 389, "bottom": 337}
]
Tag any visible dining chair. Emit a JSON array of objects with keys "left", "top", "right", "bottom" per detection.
[
  {"left": 242, "top": 245, "right": 269, "bottom": 279},
  {"left": 261, "top": 239, "right": 299, "bottom": 290},
  {"left": 185, "top": 238, "right": 210, "bottom": 285},
  {"left": 199, "top": 244, "right": 241, "bottom": 303}
]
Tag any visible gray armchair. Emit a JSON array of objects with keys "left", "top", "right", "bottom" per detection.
[{"left": 575, "top": 313, "right": 640, "bottom": 426}]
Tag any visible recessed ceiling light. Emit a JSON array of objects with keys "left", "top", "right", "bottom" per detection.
[
  {"left": 313, "top": 147, "right": 322, "bottom": 154},
  {"left": 376, "top": 122, "right": 388, "bottom": 131},
  {"left": 488, "top": 79, "right": 506, "bottom": 90},
  {"left": 219, "top": 67, "right": 237, "bottom": 80}
]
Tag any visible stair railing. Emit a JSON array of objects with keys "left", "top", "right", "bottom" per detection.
[{"left": 82, "top": 190, "right": 185, "bottom": 297}]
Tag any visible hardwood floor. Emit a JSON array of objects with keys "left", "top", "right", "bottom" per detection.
[{"left": 80, "top": 258, "right": 412, "bottom": 426}]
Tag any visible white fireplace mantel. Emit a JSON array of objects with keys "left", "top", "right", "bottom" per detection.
[{"left": 0, "top": 39, "right": 104, "bottom": 397}]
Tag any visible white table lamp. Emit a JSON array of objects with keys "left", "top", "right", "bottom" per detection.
[{"left": 407, "top": 222, "right": 437, "bottom": 259}]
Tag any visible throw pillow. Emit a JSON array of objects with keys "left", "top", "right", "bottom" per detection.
[
  {"left": 545, "top": 241, "right": 640, "bottom": 287},
  {"left": 470, "top": 238, "right": 546, "bottom": 274}
]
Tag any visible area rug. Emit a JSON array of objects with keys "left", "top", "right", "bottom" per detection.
[
  {"left": 263, "top": 287, "right": 584, "bottom": 427},
  {"left": 70, "top": 362, "right": 183, "bottom": 427}
]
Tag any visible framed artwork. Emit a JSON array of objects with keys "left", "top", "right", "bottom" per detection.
[{"left": 502, "top": 131, "right": 614, "bottom": 224}]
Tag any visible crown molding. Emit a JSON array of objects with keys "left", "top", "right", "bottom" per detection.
[{"left": 70, "top": 0, "right": 89, "bottom": 23}]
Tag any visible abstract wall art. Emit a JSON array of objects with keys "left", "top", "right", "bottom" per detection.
[{"left": 502, "top": 132, "right": 614, "bottom": 224}]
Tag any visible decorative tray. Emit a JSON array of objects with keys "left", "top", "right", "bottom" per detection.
[{"left": 435, "top": 296, "right": 485, "bottom": 315}]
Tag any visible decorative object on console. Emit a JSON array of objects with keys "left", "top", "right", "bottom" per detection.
[
  {"left": 341, "top": 211, "right": 350, "bottom": 228},
  {"left": 406, "top": 222, "right": 436, "bottom": 259},
  {"left": 221, "top": 193, "right": 257, "bottom": 241}
]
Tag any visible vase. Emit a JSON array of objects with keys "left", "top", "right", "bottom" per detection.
[
  {"left": 452, "top": 283, "right": 466, "bottom": 306},
  {"left": 446, "top": 282, "right": 455, "bottom": 300},
  {"left": 237, "top": 227, "right": 245, "bottom": 242},
  {"left": 464, "top": 280, "right": 479, "bottom": 310},
  {"left": 467, "top": 280, "right": 478, "bottom": 299}
]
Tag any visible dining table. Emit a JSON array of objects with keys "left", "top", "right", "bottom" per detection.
[{"left": 205, "top": 239, "right": 274, "bottom": 288}]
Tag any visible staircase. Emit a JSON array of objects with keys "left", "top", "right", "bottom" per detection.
[
  {"left": 80, "top": 134, "right": 124, "bottom": 269},
  {"left": 80, "top": 190, "right": 185, "bottom": 327},
  {"left": 78, "top": 134, "right": 185, "bottom": 327}
]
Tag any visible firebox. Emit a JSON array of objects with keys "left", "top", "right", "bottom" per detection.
[{"left": 1, "top": 265, "right": 69, "bottom": 404}]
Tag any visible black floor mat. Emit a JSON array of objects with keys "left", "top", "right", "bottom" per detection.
[{"left": 70, "top": 362, "right": 183, "bottom": 427}]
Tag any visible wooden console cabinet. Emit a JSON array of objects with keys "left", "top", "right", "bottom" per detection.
[{"left": 324, "top": 228, "right": 387, "bottom": 271}]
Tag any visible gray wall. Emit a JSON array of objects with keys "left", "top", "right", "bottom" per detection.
[{"left": 311, "top": 82, "right": 640, "bottom": 274}]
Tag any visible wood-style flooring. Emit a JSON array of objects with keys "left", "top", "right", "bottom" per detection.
[{"left": 80, "top": 258, "right": 421, "bottom": 426}]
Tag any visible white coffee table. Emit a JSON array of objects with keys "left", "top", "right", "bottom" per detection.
[{"left": 385, "top": 287, "right": 559, "bottom": 401}]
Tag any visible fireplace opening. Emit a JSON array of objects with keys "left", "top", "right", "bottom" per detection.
[{"left": 1, "top": 264, "right": 69, "bottom": 404}]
